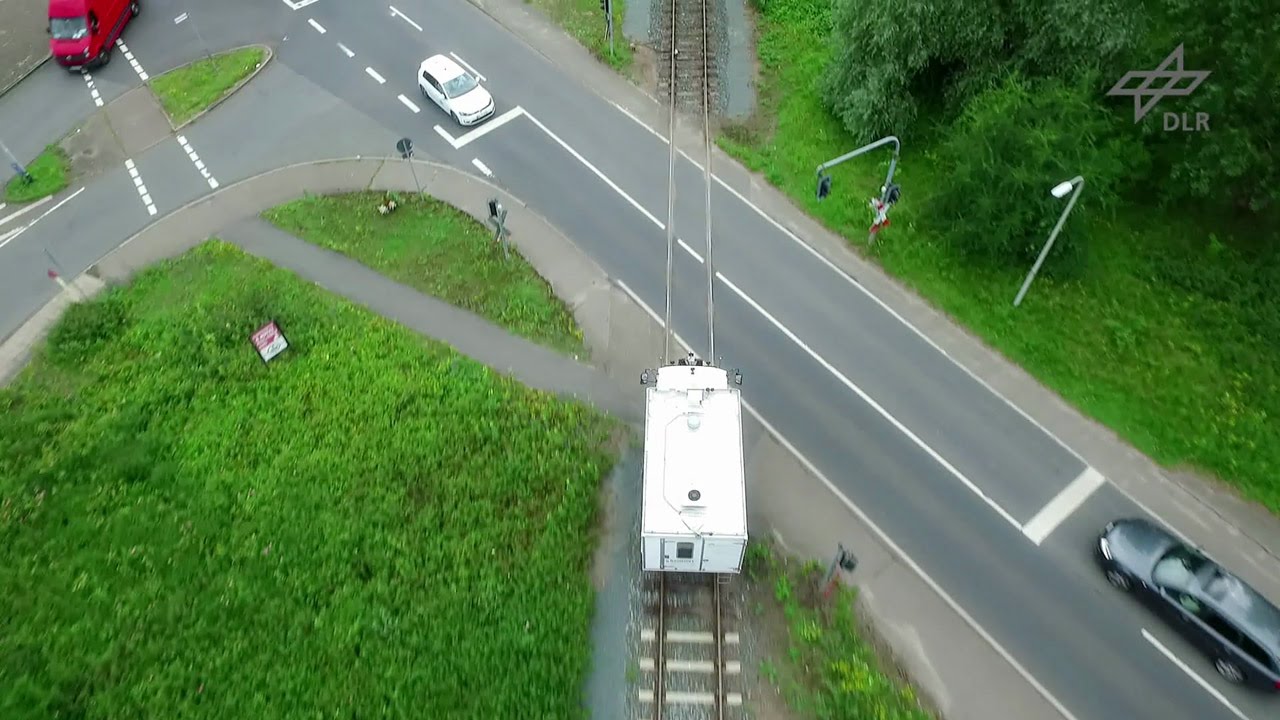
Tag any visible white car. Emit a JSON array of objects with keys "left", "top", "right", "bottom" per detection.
[{"left": 417, "top": 54, "right": 495, "bottom": 127}]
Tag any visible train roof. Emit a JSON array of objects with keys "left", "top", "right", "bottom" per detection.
[{"left": 641, "top": 364, "right": 747, "bottom": 538}]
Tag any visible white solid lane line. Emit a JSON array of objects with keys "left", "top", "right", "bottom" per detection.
[
  {"left": 0, "top": 195, "right": 54, "bottom": 230},
  {"left": 365, "top": 67, "right": 386, "bottom": 84},
  {"left": 176, "top": 135, "right": 219, "bottom": 190},
  {"left": 451, "top": 106, "right": 524, "bottom": 149},
  {"left": 337, "top": 42, "right": 355, "bottom": 58},
  {"left": 1141, "top": 630, "right": 1253, "bottom": 720},
  {"left": 307, "top": 18, "right": 326, "bottom": 34},
  {"left": 519, "top": 107, "right": 1023, "bottom": 530},
  {"left": 116, "top": 41, "right": 148, "bottom": 82},
  {"left": 389, "top": 6, "right": 424, "bottom": 32},
  {"left": 433, "top": 125, "right": 457, "bottom": 145},
  {"left": 1022, "top": 467, "right": 1107, "bottom": 544},
  {"left": 0, "top": 188, "right": 85, "bottom": 251},
  {"left": 398, "top": 94, "right": 420, "bottom": 113},
  {"left": 471, "top": 158, "right": 492, "bottom": 177},
  {"left": 613, "top": 278, "right": 1082, "bottom": 720},
  {"left": 449, "top": 52, "right": 486, "bottom": 82}
]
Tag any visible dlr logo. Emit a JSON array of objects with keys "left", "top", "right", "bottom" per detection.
[{"left": 1164, "top": 112, "right": 1210, "bottom": 132}]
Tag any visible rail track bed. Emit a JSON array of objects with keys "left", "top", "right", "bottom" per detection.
[
  {"left": 637, "top": 572, "right": 744, "bottom": 720},
  {"left": 655, "top": 0, "right": 719, "bottom": 118}
]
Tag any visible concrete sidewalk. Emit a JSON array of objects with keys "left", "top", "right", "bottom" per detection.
[{"left": 0, "top": 0, "right": 49, "bottom": 97}]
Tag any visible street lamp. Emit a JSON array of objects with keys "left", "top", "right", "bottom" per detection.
[{"left": 1013, "top": 175, "right": 1084, "bottom": 308}]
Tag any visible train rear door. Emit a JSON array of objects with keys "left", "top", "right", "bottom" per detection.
[{"left": 662, "top": 537, "right": 702, "bottom": 572}]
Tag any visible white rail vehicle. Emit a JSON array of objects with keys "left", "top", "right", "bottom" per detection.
[{"left": 640, "top": 358, "right": 747, "bottom": 574}]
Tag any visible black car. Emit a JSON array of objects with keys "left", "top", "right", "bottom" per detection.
[{"left": 1097, "top": 517, "right": 1280, "bottom": 691}]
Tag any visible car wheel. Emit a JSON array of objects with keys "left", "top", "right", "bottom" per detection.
[
  {"left": 96, "top": 45, "right": 112, "bottom": 68},
  {"left": 130, "top": 1, "right": 140, "bottom": 17},
  {"left": 1104, "top": 568, "right": 1132, "bottom": 591},
  {"left": 452, "top": 111, "right": 461, "bottom": 125},
  {"left": 1214, "top": 658, "right": 1245, "bottom": 684}
]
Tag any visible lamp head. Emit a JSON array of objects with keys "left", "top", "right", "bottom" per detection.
[{"left": 1051, "top": 181, "right": 1075, "bottom": 199}]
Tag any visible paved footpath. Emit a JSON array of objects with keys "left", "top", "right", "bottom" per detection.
[
  {"left": 0, "top": 156, "right": 1065, "bottom": 720},
  {"left": 0, "top": 0, "right": 48, "bottom": 97}
]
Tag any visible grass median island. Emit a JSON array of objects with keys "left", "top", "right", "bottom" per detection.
[
  {"left": 149, "top": 46, "right": 266, "bottom": 127},
  {"left": 0, "top": 241, "right": 618, "bottom": 718},
  {"left": 4, "top": 144, "right": 69, "bottom": 203},
  {"left": 719, "top": 0, "right": 1280, "bottom": 511},
  {"left": 744, "top": 543, "right": 936, "bottom": 719},
  {"left": 264, "top": 192, "right": 587, "bottom": 357}
]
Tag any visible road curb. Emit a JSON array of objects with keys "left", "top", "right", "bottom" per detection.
[
  {"left": 152, "top": 44, "right": 275, "bottom": 132},
  {"left": 0, "top": 55, "right": 51, "bottom": 99}
]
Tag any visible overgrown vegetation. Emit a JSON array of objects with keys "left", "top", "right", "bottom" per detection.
[
  {"left": 263, "top": 192, "right": 586, "bottom": 357},
  {"left": 149, "top": 46, "right": 266, "bottom": 126},
  {"left": 745, "top": 542, "right": 934, "bottom": 719},
  {"left": 0, "top": 241, "right": 617, "bottom": 718},
  {"left": 4, "top": 144, "right": 69, "bottom": 203},
  {"left": 721, "top": 0, "right": 1280, "bottom": 510},
  {"left": 519, "top": 0, "right": 633, "bottom": 72}
]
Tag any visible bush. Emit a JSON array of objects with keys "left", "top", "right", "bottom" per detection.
[
  {"left": 820, "top": 0, "right": 1142, "bottom": 142},
  {"left": 924, "top": 71, "right": 1135, "bottom": 275}
]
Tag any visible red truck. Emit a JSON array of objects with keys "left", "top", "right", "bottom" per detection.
[{"left": 48, "top": 0, "right": 140, "bottom": 71}]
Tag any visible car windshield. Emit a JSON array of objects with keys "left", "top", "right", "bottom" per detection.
[
  {"left": 1152, "top": 545, "right": 1209, "bottom": 592},
  {"left": 442, "top": 73, "right": 479, "bottom": 99},
  {"left": 50, "top": 17, "right": 88, "bottom": 41}
]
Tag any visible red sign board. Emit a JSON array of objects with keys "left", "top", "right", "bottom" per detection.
[{"left": 250, "top": 321, "right": 289, "bottom": 363}]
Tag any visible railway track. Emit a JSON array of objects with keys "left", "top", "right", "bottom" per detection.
[{"left": 638, "top": 572, "right": 743, "bottom": 719}]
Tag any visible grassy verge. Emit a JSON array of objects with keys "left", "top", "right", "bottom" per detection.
[
  {"left": 522, "top": 0, "right": 633, "bottom": 72},
  {"left": 718, "top": 0, "right": 1280, "bottom": 511},
  {"left": 263, "top": 192, "right": 587, "bottom": 357},
  {"left": 149, "top": 46, "right": 266, "bottom": 127},
  {"left": 4, "top": 144, "right": 69, "bottom": 203},
  {"left": 0, "top": 241, "right": 618, "bottom": 718},
  {"left": 744, "top": 542, "right": 935, "bottom": 719}
]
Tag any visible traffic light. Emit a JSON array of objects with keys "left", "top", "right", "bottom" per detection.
[
  {"left": 882, "top": 181, "right": 901, "bottom": 206},
  {"left": 816, "top": 173, "right": 832, "bottom": 201}
]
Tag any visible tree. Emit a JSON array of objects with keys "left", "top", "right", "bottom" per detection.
[
  {"left": 1127, "top": 0, "right": 1279, "bottom": 216},
  {"left": 924, "top": 71, "right": 1135, "bottom": 275},
  {"left": 820, "top": 0, "right": 1143, "bottom": 143}
]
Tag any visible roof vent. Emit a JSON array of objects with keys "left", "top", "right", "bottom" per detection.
[
  {"left": 688, "top": 489, "right": 701, "bottom": 502},
  {"left": 687, "top": 414, "right": 702, "bottom": 431}
]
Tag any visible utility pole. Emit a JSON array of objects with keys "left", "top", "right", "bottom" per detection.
[
  {"left": 0, "top": 136, "right": 33, "bottom": 186},
  {"left": 1014, "top": 176, "right": 1084, "bottom": 307},
  {"left": 487, "top": 198, "right": 510, "bottom": 260},
  {"left": 600, "top": 0, "right": 614, "bottom": 58},
  {"left": 395, "top": 137, "right": 422, "bottom": 195}
]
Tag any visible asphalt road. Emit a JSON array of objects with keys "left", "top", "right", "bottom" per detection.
[{"left": 1, "top": 2, "right": 1276, "bottom": 719}]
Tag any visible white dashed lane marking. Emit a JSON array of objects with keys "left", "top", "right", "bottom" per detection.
[
  {"left": 115, "top": 41, "right": 148, "bottom": 82},
  {"left": 337, "top": 42, "right": 355, "bottom": 58},
  {"left": 397, "top": 94, "right": 420, "bottom": 113},
  {"left": 365, "top": 67, "right": 386, "bottom": 84},
  {"left": 389, "top": 6, "right": 423, "bottom": 32},
  {"left": 307, "top": 18, "right": 326, "bottom": 34},
  {"left": 80, "top": 69, "right": 103, "bottom": 107},
  {"left": 471, "top": 158, "right": 492, "bottom": 177},
  {"left": 124, "top": 159, "right": 157, "bottom": 216},
  {"left": 176, "top": 135, "right": 219, "bottom": 190}
]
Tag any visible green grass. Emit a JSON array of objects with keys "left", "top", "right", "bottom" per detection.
[
  {"left": 719, "top": 0, "right": 1280, "bottom": 512},
  {"left": 263, "top": 192, "right": 587, "bottom": 357},
  {"left": 744, "top": 542, "right": 935, "bottom": 719},
  {"left": 521, "top": 0, "right": 633, "bottom": 72},
  {"left": 4, "top": 144, "right": 70, "bottom": 203},
  {"left": 149, "top": 46, "right": 266, "bottom": 127},
  {"left": 0, "top": 241, "right": 618, "bottom": 719}
]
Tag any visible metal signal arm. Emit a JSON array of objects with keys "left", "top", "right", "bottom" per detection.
[{"left": 815, "top": 135, "right": 901, "bottom": 203}]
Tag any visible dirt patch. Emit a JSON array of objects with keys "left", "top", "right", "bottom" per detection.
[
  {"left": 59, "top": 114, "right": 127, "bottom": 183},
  {"left": 630, "top": 42, "right": 659, "bottom": 94}
]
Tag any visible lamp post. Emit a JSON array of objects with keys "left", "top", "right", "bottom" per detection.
[{"left": 1013, "top": 176, "right": 1084, "bottom": 307}]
